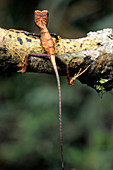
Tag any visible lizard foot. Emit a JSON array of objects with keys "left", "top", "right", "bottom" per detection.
[
  {"left": 12, "top": 50, "right": 26, "bottom": 73},
  {"left": 68, "top": 65, "right": 90, "bottom": 86}
]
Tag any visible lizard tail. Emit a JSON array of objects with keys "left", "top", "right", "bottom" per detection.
[{"left": 50, "top": 54, "right": 64, "bottom": 170}]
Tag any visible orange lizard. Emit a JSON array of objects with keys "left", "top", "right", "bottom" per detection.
[
  {"left": 13, "top": 10, "right": 90, "bottom": 170},
  {"left": 13, "top": 10, "right": 65, "bottom": 170},
  {"left": 34, "top": 10, "right": 64, "bottom": 170}
]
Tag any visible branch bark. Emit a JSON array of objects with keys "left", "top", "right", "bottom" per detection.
[{"left": 0, "top": 27, "right": 113, "bottom": 92}]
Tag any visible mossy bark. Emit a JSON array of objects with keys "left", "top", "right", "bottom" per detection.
[{"left": 0, "top": 28, "right": 113, "bottom": 92}]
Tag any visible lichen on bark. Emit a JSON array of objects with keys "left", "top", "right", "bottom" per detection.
[{"left": 0, "top": 27, "right": 113, "bottom": 92}]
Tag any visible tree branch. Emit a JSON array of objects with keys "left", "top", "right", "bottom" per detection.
[{"left": 0, "top": 27, "right": 113, "bottom": 92}]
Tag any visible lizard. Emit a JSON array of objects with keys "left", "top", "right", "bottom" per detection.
[
  {"left": 34, "top": 10, "right": 64, "bottom": 170},
  {"left": 12, "top": 10, "right": 90, "bottom": 170},
  {"left": 12, "top": 10, "right": 65, "bottom": 170}
]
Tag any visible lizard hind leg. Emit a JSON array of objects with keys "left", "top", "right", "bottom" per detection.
[
  {"left": 12, "top": 50, "right": 26, "bottom": 73},
  {"left": 45, "top": 55, "right": 90, "bottom": 86},
  {"left": 68, "top": 65, "right": 91, "bottom": 85},
  {"left": 13, "top": 50, "right": 49, "bottom": 73}
]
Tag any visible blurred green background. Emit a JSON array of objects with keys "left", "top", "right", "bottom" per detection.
[{"left": 0, "top": 0, "right": 113, "bottom": 169}]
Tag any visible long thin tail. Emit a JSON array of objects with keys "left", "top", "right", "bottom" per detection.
[
  {"left": 51, "top": 55, "right": 64, "bottom": 170},
  {"left": 55, "top": 67, "right": 64, "bottom": 170}
]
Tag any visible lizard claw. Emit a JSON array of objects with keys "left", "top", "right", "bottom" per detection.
[
  {"left": 17, "top": 68, "right": 26, "bottom": 73},
  {"left": 68, "top": 82, "right": 75, "bottom": 86}
]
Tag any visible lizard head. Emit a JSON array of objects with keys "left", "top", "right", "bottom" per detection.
[{"left": 34, "top": 10, "right": 48, "bottom": 29}]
